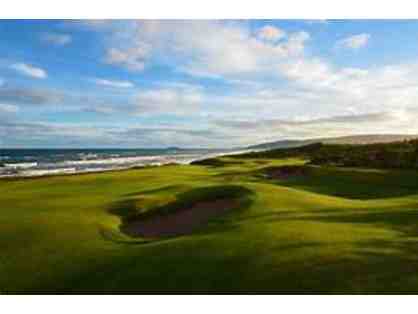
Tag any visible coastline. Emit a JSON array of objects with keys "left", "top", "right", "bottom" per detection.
[{"left": 0, "top": 149, "right": 253, "bottom": 180}]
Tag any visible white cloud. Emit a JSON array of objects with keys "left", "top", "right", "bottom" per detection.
[
  {"left": 336, "top": 33, "right": 370, "bottom": 50},
  {"left": 96, "top": 56, "right": 418, "bottom": 136},
  {"left": 257, "top": 25, "right": 286, "bottom": 42},
  {"left": 6, "top": 21, "right": 418, "bottom": 147},
  {"left": 134, "top": 83, "right": 203, "bottom": 115},
  {"left": 212, "top": 107, "right": 418, "bottom": 145},
  {"left": 10, "top": 63, "right": 47, "bottom": 79},
  {"left": 41, "top": 33, "right": 72, "bottom": 46},
  {"left": 105, "top": 47, "right": 147, "bottom": 71},
  {"left": 100, "top": 21, "right": 310, "bottom": 79},
  {"left": 92, "top": 78, "right": 134, "bottom": 88},
  {"left": 0, "top": 103, "right": 18, "bottom": 114}
]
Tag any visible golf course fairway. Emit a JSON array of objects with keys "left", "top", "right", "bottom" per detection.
[{"left": 2, "top": 156, "right": 418, "bottom": 293}]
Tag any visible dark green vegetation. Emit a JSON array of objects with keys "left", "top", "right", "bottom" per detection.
[
  {"left": 2, "top": 146, "right": 418, "bottom": 293},
  {"left": 240, "top": 139, "right": 418, "bottom": 169},
  {"left": 246, "top": 134, "right": 418, "bottom": 150}
]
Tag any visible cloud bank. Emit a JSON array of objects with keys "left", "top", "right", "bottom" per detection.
[{"left": 2, "top": 20, "right": 418, "bottom": 148}]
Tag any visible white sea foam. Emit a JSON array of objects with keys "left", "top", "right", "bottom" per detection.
[
  {"left": 78, "top": 153, "right": 99, "bottom": 160},
  {"left": 61, "top": 155, "right": 161, "bottom": 166},
  {"left": 20, "top": 168, "right": 77, "bottom": 177},
  {"left": 4, "top": 162, "right": 38, "bottom": 169},
  {"left": 0, "top": 150, "right": 245, "bottom": 178}
]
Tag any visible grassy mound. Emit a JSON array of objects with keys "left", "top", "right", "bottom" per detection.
[{"left": 262, "top": 165, "right": 418, "bottom": 200}]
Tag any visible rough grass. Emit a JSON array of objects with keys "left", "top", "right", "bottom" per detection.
[{"left": 1, "top": 157, "right": 418, "bottom": 293}]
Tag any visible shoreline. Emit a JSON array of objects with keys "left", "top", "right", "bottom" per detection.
[
  {"left": 0, "top": 149, "right": 253, "bottom": 181},
  {"left": 0, "top": 163, "right": 181, "bottom": 181}
]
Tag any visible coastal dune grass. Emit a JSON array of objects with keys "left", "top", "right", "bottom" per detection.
[{"left": 1, "top": 157, "right": 418, "bottom": 293}]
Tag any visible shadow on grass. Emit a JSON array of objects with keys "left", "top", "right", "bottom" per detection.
[
  {"left": 122, "top": 184, "right": 185, "bottom": 197},
  {"left": 95, "top": 198, "right": 418, "bottom": 292},
  {"left": 301, "top": 208, "right": 418, "bottom": 238},
  {"left": 233, "top": 205, "right": 418, "bottom": 238},
  {"left": 254, "top": 165, "right": 418, "bottom": 200},
  {"left": 246, "top": 209, "right": 418, "bottom": 293},
  {"left": 98, "top": 225, "right": 153, "bottom": 245},
  {"left": 190, "top": 158, "right": 244, "bottom": 167}
]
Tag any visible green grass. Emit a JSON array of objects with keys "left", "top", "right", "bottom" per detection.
[{"left": 2, "top": 157, "right": 418, "bottom": 293}]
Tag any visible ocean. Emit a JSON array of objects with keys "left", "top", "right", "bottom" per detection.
[{"left": 0, "top": 148, "right": 239, "bottom": 178}]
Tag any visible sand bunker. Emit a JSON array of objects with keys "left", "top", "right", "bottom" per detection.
[
  {"left": 265, "top": 165, "right": 309, "bottom": 179},
  {"left": 122, "top": 199, "right": 238, "bottom": 238}
]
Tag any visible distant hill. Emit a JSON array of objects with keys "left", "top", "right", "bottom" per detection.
[
  {"left": 321, "top": 134, "right": 418, "bottom": 145},
  {"left": 247, "top": 134, "right": 418, "bottom": 150},
  {"left": 247, "top": 140, "right": 306, "bottom": 151}
]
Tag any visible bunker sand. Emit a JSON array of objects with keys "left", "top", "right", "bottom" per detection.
[{"left": 122, "top": 199, "right": 238, "bottom": 237}]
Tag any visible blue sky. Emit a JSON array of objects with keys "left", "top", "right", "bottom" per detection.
[{"left": 1, "top": 20, "right": 418, "bottom": 148}]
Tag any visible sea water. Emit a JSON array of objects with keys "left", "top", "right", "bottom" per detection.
[{"left": 0, "top": 148, "right": 240, "bottom": 178}]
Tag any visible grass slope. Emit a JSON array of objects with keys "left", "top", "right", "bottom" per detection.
[{"left": 1, "top": 156, "right": 418, "bottom": 293}]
